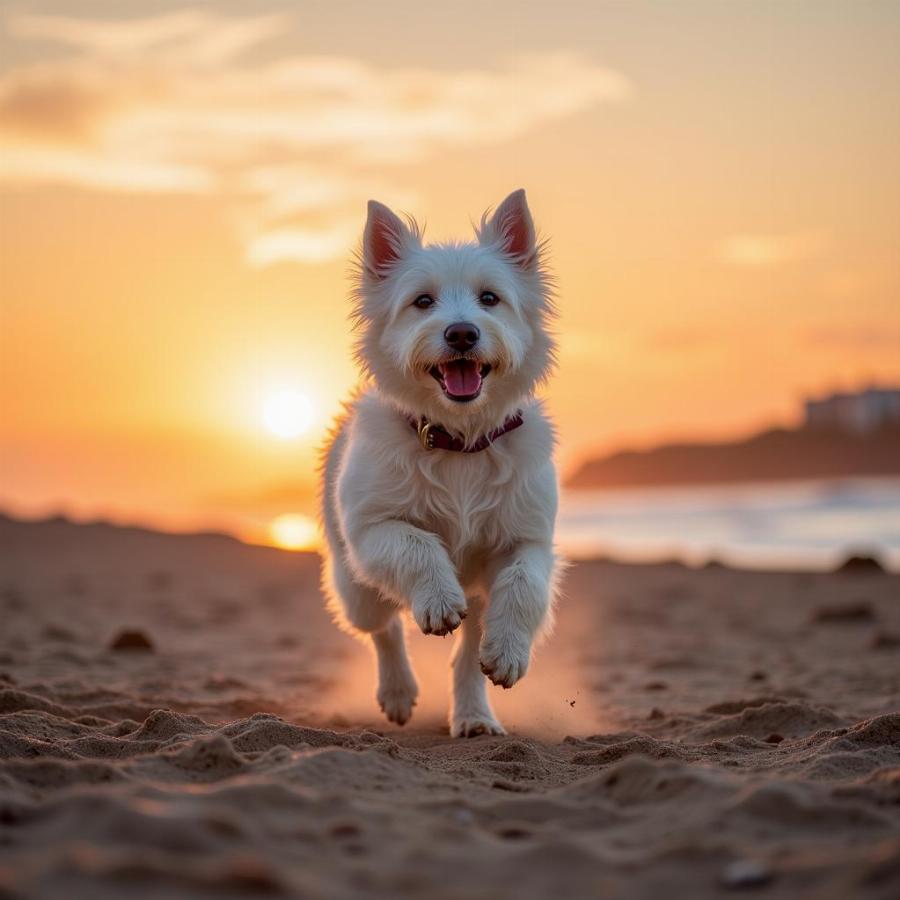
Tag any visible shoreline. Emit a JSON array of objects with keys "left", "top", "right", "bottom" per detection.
[{"left": 3, "top": 497, "right": 899, "bottom": 574}]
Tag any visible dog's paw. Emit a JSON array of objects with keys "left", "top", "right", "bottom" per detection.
[
  {"left": 412, "top": 588, "right": 467, "bottom": 637},
  {"left": 451, "top": 711, "right": 506, "bottom": 738},
  {"left": 377, "top": 677, "right": 418, "bottom": 726},
  {"left": 479, "top": 628, "right": 531, "bottom": 689}
]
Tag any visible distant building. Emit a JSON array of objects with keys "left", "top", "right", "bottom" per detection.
[{"left": 804, "top": 387, "right": 900, "bottom": 434}]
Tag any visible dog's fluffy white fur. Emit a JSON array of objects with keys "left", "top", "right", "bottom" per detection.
[{"left": 320, "top": 189, "right": 560, "bottom": 737}]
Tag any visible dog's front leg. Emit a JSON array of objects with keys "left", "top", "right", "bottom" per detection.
[
  {"left": 480, "top": 541, "right": 555, "bottom": 688},
  {"left": 347, "top": 519, "right": 467, "bottom": 636}
]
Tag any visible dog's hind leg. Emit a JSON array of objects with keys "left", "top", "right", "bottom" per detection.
[
  {"left": 327, "top": 554, "right": 418, "bottom": 726},
  {"left": 372, "top": 615, "right": 418, "bottom": 726},
  {"left": 450, "top": 597, "right": 505, "bottom": 737}
]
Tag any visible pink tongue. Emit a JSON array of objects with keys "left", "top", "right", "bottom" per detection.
[{"left": 441, "top": 360, "right": 482, "bottom": 397}]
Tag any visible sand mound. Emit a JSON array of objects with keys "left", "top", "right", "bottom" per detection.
[{"left": 687, "top": 700, "right": 845, "bottom": 741}]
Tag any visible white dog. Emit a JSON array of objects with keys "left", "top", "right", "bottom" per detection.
[{"left": 320, "top": 189, "right": 559, "bottom": 737}]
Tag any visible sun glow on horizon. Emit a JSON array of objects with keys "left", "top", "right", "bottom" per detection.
[
  {"left": 262, "top": 388, "right": 315, "bottom": 440},
  {"left": 269, "top": 513, "right": 318, "bottom": 551}
]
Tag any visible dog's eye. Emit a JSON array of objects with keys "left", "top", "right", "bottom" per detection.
[
  {"left": 412, "top": 294, "right": 435, "bottom": 309},
  {"left": 479, "top": 291, "right": 500, "bottom": 307}
]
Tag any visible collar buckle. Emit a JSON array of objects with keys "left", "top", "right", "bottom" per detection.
[
  {"left": 417, "top": 417, "right": 436, "bottom": 450},
  {"left": 407, "top": 410, "right": 524, "bottom": 453}
]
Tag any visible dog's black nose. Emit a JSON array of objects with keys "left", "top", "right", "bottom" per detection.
[{"left": 444, "top": 322, "right": 480, "bottom": 352}]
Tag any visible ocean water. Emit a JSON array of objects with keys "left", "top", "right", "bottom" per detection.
[{"left": 557, "top": 477, "right": 900, "bottom": 571}]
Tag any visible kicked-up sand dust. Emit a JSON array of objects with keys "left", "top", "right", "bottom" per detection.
[{"left": 1, "top": 513, "right": 898, "bottom": 899}]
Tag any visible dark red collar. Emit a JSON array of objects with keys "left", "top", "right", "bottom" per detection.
[{"left": 406, "top": 411, "right": 524, "bottom": 452}]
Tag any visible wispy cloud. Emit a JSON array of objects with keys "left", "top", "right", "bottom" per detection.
[
  {"left": 8, "top": 9, "right": 289, "bottom": 65},
  {"left": 718, "top": 231, "right": 828, "bottom": 267},
  {"left": 244, "top": 224, "right": 360, "bottom": 267},
  {"left": 0, "top": 8, "right": 632, "bottom": 265},
  {"left": 0, "top": 143, "right": 213, "bottom": 192}
]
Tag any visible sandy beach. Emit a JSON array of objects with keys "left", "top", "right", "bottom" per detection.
[{"left": 1, "top": 513, "right": 898, "bottom": 899}]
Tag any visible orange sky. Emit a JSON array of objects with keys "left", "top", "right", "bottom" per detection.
[{"left": 1, "top": 1, "right": 899, "bottom": 545}]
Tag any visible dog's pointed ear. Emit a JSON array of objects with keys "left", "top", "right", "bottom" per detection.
[
  {"left": 363, "top": 200, "right": 415, "bottom": 278},
  {"left": 480, "top": 189, "right": 536, "bottom": 267}
]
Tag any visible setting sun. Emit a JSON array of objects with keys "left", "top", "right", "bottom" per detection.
[
  {"left": 269, "top": 513, "right": 318, "bottom": 551},
  {"left": 262, "top": 389, "right": 315, "bottom": 440}
]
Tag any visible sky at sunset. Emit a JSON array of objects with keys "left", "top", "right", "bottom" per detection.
[{"left": 2, "top": 0, "right": 899, "bottom": 546}]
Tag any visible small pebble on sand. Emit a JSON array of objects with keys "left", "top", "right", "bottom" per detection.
[
  {"left": 109, "top": 629, "right": 155, "bottom": 652},
  {"left": 812, "top": 601, "right": 876, "bottom": 624}
]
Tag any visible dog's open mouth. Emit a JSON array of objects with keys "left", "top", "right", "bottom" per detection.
[{"left": 429, "top": 359, "right": 492, "bottom": 402}]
